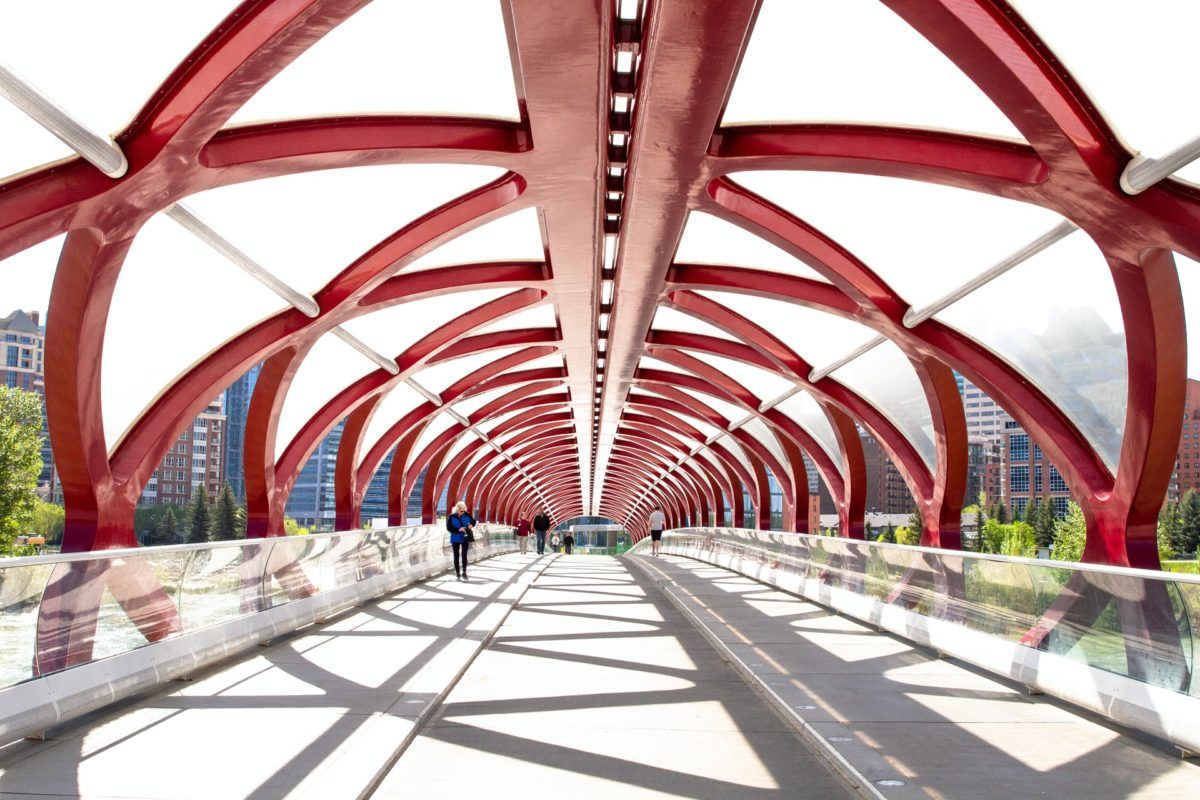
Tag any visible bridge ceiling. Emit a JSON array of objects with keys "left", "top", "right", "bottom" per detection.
[{"left": 1, "top": 1, "right": 1199, "bottom": 567}]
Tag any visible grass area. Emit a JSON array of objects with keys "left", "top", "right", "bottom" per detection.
[{"left": 1163, "top": 561, "right": 1200, "bottom": 575}]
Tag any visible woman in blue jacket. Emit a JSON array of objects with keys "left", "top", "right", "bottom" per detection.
[{"left": 447, "top": 501, "right": 475, "bottom": 581}]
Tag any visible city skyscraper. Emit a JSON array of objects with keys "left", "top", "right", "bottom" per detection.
[{"left": 222, "top": 363, "right": 261, "bottom": 503}]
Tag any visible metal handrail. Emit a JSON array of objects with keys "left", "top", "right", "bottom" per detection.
[
  {"left": 636, "top": 526, "right": 1200, "bottom": 586},
  {"left": 0, "top": 523, "right": 509, "bottom": 569}
]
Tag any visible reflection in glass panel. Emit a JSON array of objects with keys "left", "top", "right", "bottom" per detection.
[
  {"left": 0, "top": 2, "right": 236, "bottom": 139},
  {"left": 830, "top": 340, "right": 936, "bottom": 471},
  {"left": 184, "top": 165, "right": 505, "bottom": 295},
  {"left": 723, "top": 0, "right": 1020, "bottom": 138},
  {"left": 361, "top": 382, "right": 425, "bottom": 459},
  {"left": 105, "top": 215, "right": 285, "bottom": 449},
  {"left": 275, "top": 333, "right": 378, "bottom": 460},
  {"left": 936, "top": 233, "right": 1127, "bottom": 470},
  {"left": 674, "top": 211, "right": 827, "bottom": 281},
  {"left": 696, "top": 290, "right": 877, "bottom": 369},
  {"left": 775, "top": 390, "right": 843, "bottom": 471},
  {"left": 731, "top": 171, "right": 1063, "bottom": 310},
  {"left": 1009, "top": 1, "right": 1200, "bottom": 185},
  {"left": 0, "top": 562, "right": 54, "bottom": 687},
  {"left": 231, "top": 0, "right": 520, "bottom": 123},
  {"left": 1175, "top": 253, "right": 1200, "bottom": 381},
  {"left": 404, "top": 209, "right": 544, "bottom": 273},
  {"left": 343, "top": 289, "right": 510, "bottom": 357}
]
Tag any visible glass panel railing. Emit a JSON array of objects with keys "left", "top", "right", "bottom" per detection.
[
  {"left": 0, "top": 523, "right": 515, "bottom": 690},
  {"left": 632, "top": 529, "right": 1200, "bottom": 698}
]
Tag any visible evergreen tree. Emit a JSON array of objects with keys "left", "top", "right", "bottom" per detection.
[
  {"left": 994, "top": 501, "right": 1008, "bottom": 524},
  {"left": 1161, "top": 500, "right": 1184, "bottom": 556},
  {"left": 864, "top": 521, "right": 875, "bottom": 541},
  {"left": 1180, "top": 490, "right": 1200, "bottom": 557},
  {"left": 211, "top": 484, "right": 239, "bottom": 541},
  {"left": 163, "top": 506, "right": 179, "bottom": 543},
  {"left": 906, "top": 507, "right": 924, "bottom": 540},
  {"left": 0, "top": 387, "right": 46, "bottom": 555},
  {"left": 186, "top": 484, "right": 211, "bottom": 544},
  {"left": 882, "top": 522, "right": 896, "bottom": 544},
  {"left": 145, "top": 507, "right": 179, "bottom": 546},
  {"left": 1034, "top": 500, "right": 1056, "bottom": 549},
  {"left": 1023, "top": 498, "right": 1040, "bottom": 526}
]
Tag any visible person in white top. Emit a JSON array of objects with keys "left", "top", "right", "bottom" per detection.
[{"left": 648, "top": 508, "right": 666, "bottom": 557}]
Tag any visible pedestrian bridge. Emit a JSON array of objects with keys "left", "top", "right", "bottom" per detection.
[{"left": 1, "top": 527, "right": 1198, "bottom": 799}]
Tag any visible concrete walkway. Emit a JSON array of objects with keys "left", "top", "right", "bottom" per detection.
[
  {"left": 373, "top": 555, "right": 854, "bottom": 799},
  {"left": 630, "top": 554, "right": 1200, "bottom": 800},
  {"left": 0, "top": 553, "right": 550, "bottom": 800}
]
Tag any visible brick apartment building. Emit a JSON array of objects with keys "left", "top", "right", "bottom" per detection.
[
  {"left": 1169, "top": 378, "right": 1200, "bottom": 502},
  {"left": 141, "top": 396, "right": 226, "bottom": 506},
  {"left": 1001, "top": 419, "right": 1071, "bottom": 517}
]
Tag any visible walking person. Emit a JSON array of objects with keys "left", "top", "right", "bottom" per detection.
[
  {"left": 648, "top": 506, "right": 666, "bottom": 557},
  {"left": 448, "top": 501, "right": 475, "bottom": 580},
  {"left": 533, "top": 510, "right": 551, "bottom": 555},
  {"left": 563, "top": 529, "right": 574, "bottom": 555},
  {"left": 515, "top": 515, "right": 531, "bottom": 554}
]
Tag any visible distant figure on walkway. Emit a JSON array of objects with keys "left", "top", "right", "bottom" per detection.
[
  {"left": 533, "top": 510, "right": 551, "bottom": 555},
  {"left": 648, "top": 507, "right": 666, "bottom": 557},
  {"left": 448, "top": 501, "right": 475, "bottom": 580},
  {"left": 550, "top": 532, "right": 561, "bottom": 553},
  {"left": 563, "top": 529, "right": 574, "bottom": 555},
  {"left": 515, "top": 516, "right": 531, "bottom": 554}
]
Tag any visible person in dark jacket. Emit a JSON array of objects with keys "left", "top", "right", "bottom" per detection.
[
  {"left": 533, "top": 511, "right": 551, "bottom": 555},
  {"left": 448, "top": 501, "right": 475, "bottom": 580}
]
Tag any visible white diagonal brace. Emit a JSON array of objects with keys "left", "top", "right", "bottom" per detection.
[
  {"left": 1121, "top": 133, "right": 1200, "bottom": 195},
  {"left": 166, "top": 204, "right": 320, "bottom": 317},
  {"left": 0, "top": 60, "right": 127, "bottom": 178}
]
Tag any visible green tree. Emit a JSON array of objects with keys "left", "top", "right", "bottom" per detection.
[
  {"left": 0, "top": 388, "right": 46, "bottom": 555},
  {"left": 284, "top": 517, "right": 309, "bottom": 536},
  {"left": 186, "top": 484, "right": 211, "bottom": 544},
  {"left": 1157, "top": 509, "right": 1176, "bottom": 563},
  {"left": 981, "top": 518, "right": 1005, "bottom": 554},
  {"left": 211, "top": 485, "right": 239, "bottom": 541},
  {"left": 145, "top": 506, "right": 180, "bottom": 546},
  {"left": 1051, "top": 502, "right": 1087, "bottom": 562},
  {"left": 993, "top": 501, "right": 1008, "bottom": 524},
  {"left": 1179, "top": 490, "right": 1200, "bottom": 557},
  {"left": 880, "top": 522, "right": 896, "bottom": 544},
  {"left": 30, "top": 499, "right": 65, "bottom": 544},
  {"left": 1001, "top": 521, "right": 1037, "bottom": 557},
  {"left": 906, "top": 507, "right": 924, "bottom": 542},
  {"left": 894, "top": 525, "right": 921, "bottom": 546},
  {"left": 864, "top": 521, "right": 875, "bottom": 541},
  {"left": 1023, "top": 498, "right": 1040, "bottom": 526},
  {"left": 1034, "top": 500, "right": 1056, "bottom": 549},
  {"left": 1160, "top": 500, "right": 1183, "bottom": 556}
]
